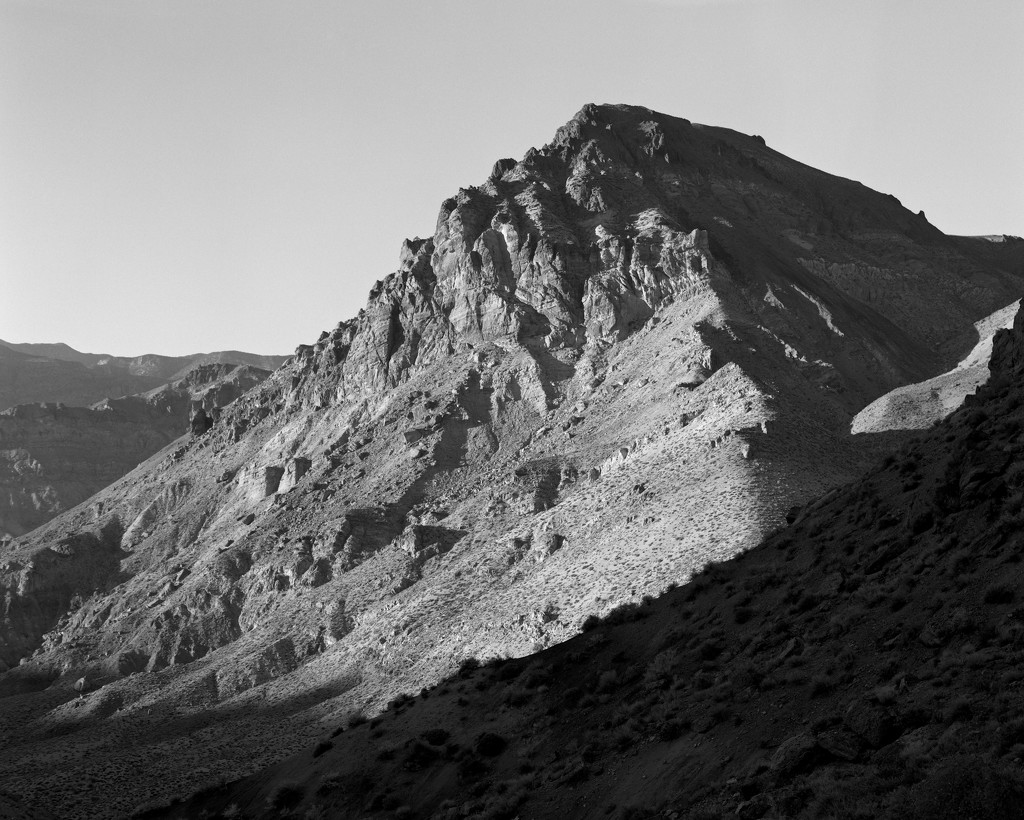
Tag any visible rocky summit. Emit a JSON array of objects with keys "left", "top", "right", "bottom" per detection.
[{"left": 0, "top": 103, "right": 1022, "bottom": 819}]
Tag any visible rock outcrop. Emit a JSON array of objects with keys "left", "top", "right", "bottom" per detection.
[{"left": 1, "top": 104, "right": 1023, "bottom": 819}]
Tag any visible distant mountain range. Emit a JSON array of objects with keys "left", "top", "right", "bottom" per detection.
[{"left": 0, "top": 339, "right": 286, "bottom": 409}]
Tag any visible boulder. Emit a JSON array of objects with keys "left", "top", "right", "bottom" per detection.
[{"left": 189, "top": 406, "right": 213, "bottom": 437}]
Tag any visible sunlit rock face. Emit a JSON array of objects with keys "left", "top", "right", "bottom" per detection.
[{"left": 1, "top": 103, "right": 1023, "bottom": 819}]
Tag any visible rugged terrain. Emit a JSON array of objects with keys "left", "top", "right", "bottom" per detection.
[
  {"left": 162, "top": 301, "right": 1024, "bottom": 819},
  {"left": 0, "top": 363, "right": 273, "bottom": 538},
  {"left": 0, "top": 104, "right": 1022, "bottom": 818}
]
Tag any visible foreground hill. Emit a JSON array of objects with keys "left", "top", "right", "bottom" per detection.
[
  {"left": 0, "top": 104, "right": 1022, "bottom": 818},
  {"left": 0, "top": 363, "right": 273, "bottom": 538},
  {"left": 0, "top": 340, "right": 285, "bottom": 410},
  {"left": 161, "top": 303, "right": 1024, "bottom": 820}
]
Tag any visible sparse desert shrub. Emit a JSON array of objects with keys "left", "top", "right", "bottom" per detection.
[
  {"left": 985, "top": 582, "right": 1016, "bottom": 604},
  {"left": 731, "top": 660, "right": 763, "bottom": 690},
  {"left": 475, "top": 732, "right": 507, "bottom": 757},
  {"left": 503, "top": 686, "right": 532, "bottom": 707},
  {"left": 997, "top": 718, "right": 1024, "bottom": 754},
  {"left": 562, "top": 686, "right": 583, "bottom": 706},
  {"left": 657, "top": 719, "right": 685, "bottom": 741},
  {"left": 520, "top": 665, "right": 549, "bottom": 688},
  {"left": 873, "top": 685, "right": 898, "bottom": 706},
  {"left": 581, "top": 614, "right": 602, "bottom": 631},
  {"left": 910, "top": 510, "right": 934, "bottom": 535},
  {"left": 422, "top": 727, "right": 451, "bottom": 746},
  {"left": 877, "top": 513, "right": 899, "bottom": 530},
  {"left": 698, "top": 638, "right": 724, "bottom": 660},
  {"left": 612, "top": 722, "right": 639, "bottom": 751},
  {"left": 605, "top": 602, "right": 648, "bottom": 624},
  {"left": 458, "top": 657, "right": 481, "bottom": 677},
  {"left": 268, "top": 782, "right": 304, "bottom": 812},
  {"left": 692, "top": 670, "right": 715, "bottom": 690},
  {"left": 312, "top": 740, "right": 333, "bottom": 758},
  {"left": 943, "top": 696, "right": 973, "bottom": 724},
  {"left": 388, "top": 692, "right": 415, "bottom": 711},
  {"left": 403, "top": 739, "right": 439, "bottom": 770},
  {"left": 810, "top": 674, "right": 833, "bottom": 697},
  {"left": 597, "top": 669, "right": 619, "bottom": 693},
  {"left": 495, "top": 661, "right": 522, "bottom": 681},
  {"left": 643, "top": 651, "right": 678, "bottom": 690}
]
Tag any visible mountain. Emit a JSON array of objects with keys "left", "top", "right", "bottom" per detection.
[
  {"left": 0, "top": 103, "right": 1022, "bottom": 818},
  {"left": 160, "top": 301, "right": 1024, "bottom": 820},
  {"left": 0, "top": 363, "right": 273, "bottom": 538},
  {"left": 0, "top": 339, "right": 286, "bottom": 410}
]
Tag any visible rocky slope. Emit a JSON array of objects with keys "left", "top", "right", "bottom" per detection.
[
  {"left": 0, "top": 340, "right": 285, "bottom": 410},
  {"left": 158, "top": 299, "right": 1024, "bottom": 820},
  {"left": 851, "top": 299, "right": 1020, "bottom": 434},
  {"left": 0, "top": 363, "right": 272, "bottom": 538},
  {"left": 0, "top": 103, "right": 1022, "bottom": 818}
]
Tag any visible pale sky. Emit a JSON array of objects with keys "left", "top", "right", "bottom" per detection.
[{"left": 1, "top": 0, "right": 1021, "bottom": 356}]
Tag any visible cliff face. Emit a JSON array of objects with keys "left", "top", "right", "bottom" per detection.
[
  {"left": 0, "top": 364, "right": 271, "bottom": 538},
  {"left": 0, "top": 104, "right": 1022, "bottom": 818}
]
